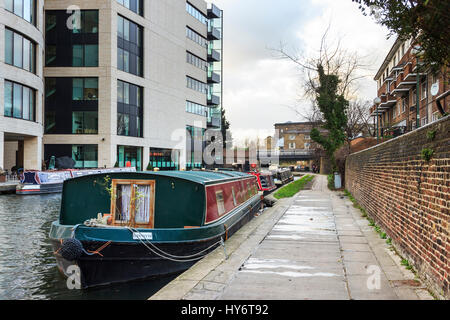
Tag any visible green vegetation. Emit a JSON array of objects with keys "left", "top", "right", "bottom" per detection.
[
  {"left": 273, "top": 175, "right": 314, "bottom": 199},
  {"left": 327, "top": 174, "right": 335, "bottom": 190},
  {"left": 354, "top": 0, "right": 450, "bottom": 73},
  {"left": 426, "top": 129, "right": 437, "bottom": 141},
  {"left": 310, "top": 65, "right": 349, "bottom": 172},
  {"left": 401, "top": 259, "right": 413, "bottom": 270},
  {"left": 421, "top": 148, "right": 434, "bottom": 162}
]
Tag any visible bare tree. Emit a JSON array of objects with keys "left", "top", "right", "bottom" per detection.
[
  {"left": 270, "top": 26, "right": 375, "bottom": 139},
  {"left": 346, "top": 99, "right": 375, "bottom": 140}
]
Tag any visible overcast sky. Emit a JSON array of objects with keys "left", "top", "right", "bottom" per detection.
[{"left": 211, "top": 0, "right": 395, "bottom": 146}]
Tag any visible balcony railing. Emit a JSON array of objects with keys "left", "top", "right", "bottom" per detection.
[
  {"left": 207, "top": 116, "right": 221, "bottom": 128},
  {"left": 208, "top": 94, "right": 220, "bottom": 106},
  {"left": 207, "top": 4, "right": 221, "bottom": 19},
  {"left": 208, "top": 71, "right": 221, "bottom": 84},
  {"left": 208, "top": 27, "right": 221, "bottom": 40},
  {"left": 208, "top": 49, "right": 221, "bottom": 62}
]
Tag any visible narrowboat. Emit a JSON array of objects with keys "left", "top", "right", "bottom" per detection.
[
  {"left": 49, "top": 170, "right": 262, "bottom": 288},
  {"left": 273, "top": 168, "right": 294, "bottom": 186},
  {"left": 248, "top": 171, "right": 277, "bottom": 195},
  {"left": 16, "top": 167, "right": 136, "bottom": 195}
]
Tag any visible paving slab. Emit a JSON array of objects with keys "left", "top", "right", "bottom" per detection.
[{"left": 150, "top": 175, "right": 433, "bottom": 300}]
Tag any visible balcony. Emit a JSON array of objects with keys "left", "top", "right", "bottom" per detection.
[
  {"left": 207, "top": 116, "right": 221, "bottom": 128},
  {"left": 208, "top": 27, "right": 221, "bottom": 40},
  {"left": 208, "top": 94, "right": 220, "bottom": 106},
  {"left": 208, "top": 71, "right": 221, "bottom": 84},
  {"left": 207, "top": 4, "right": 221, "bottom": 19},
  {"left": 208, "top": 49, "right": 221, "bottom": 62}
]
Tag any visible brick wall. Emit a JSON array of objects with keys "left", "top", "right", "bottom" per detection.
[{"left": 345, "top": 115, "right": 450, "bottom": 299}]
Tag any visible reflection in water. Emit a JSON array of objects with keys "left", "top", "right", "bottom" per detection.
[{"left": 0, "top": 194, "right": 177, "bottom": 300}]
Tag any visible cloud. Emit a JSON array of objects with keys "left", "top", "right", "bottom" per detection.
[{"left": 211, "top": 0, "right": 395, "bottom": 145}]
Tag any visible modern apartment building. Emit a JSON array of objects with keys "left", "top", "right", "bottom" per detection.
[
  {"left": 0, "top": 0, "right": 223, "bottom": 172},
  {"left": 370, "top": 38, "right": 449, "bottom": 137},
  {"left": 0, "top": 0, "right": 44, "bottom": 171}
]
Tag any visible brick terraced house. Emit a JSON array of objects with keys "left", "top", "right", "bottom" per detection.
[{"left": 371, "top": 38, "right": 449, "bottom": 138}]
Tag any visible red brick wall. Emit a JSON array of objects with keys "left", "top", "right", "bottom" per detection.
[{"left": 345, "top": 115, "right": 450, "bottom": 299}]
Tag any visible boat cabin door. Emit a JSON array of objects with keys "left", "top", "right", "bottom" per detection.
[{"left": 110, "top": 179, "right": 156, "bottom": 228}]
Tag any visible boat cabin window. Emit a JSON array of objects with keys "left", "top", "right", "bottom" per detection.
[
  {"left": 247, "top": 182, "right": 251, "bottom": 199},
  {"left": 216, "top": 190, "right": 226, "bottom": 216},
  {"left": 231, "top": 186, "right": 237, "bottom": 206},
  {"left": 111, "top": 179, "right": 155, "bottom": 228}
]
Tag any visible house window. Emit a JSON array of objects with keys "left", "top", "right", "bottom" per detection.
[
  {"left": 5, "top": 0, "right": 35, "bottom": 25},
  {"left": 117, "top": 15, "right": 143, "bottom": 76},
  {"left": 5, "top": 28, "right": 36, "bottom": 73},
  {"left": 72, "top": 78, "right": 98, "bottom": 101},
  {"left": 289, "top": 135, "right": 296, "bottom": 140},
  {"left": 216, "top": 190, "right": 226, "bottom": 216},
  {"left": 421, "top": 78, "right": 427, "bottom": 100},
  {"left": 431, "top": 112, "right": 439, "bottom": 122},
  {"left": 421, "top": 117, "right": 428, "bottom": 126},
  {"left": 288, "top": 142, "right": 295, "bottom": 149},
  {"left": 3, "top": 80, "right": 35, "bottom": 121},
  {"left": 111, "top": 179, "right": 155, "bottom": 227},
  {"left": 304, "top": 143, "right": 311, "bottom": 149},
  {"left": 304, "top": 135, "right": 311, "bottom": 140},
  {"left": 116, "top": 0, "right": 143, "bottom": 16},
  {"left": 402, "top": 98, "right": 407, "bottom": 113}
]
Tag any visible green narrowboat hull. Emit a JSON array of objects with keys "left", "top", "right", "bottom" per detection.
[{"left": 50, "top": 193, "right": 262, "bottom": 288}]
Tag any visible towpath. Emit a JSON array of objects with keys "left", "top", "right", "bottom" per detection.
[{"left": 150, "top": 174, "right": 433, "bottom": 300}]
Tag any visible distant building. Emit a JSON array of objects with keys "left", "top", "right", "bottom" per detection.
[
  {"left": 274, "top": 121, "right": 325, "bottom": 151},
  {"left": 371, "top": 37, "right": 449, "bottom": 137}
]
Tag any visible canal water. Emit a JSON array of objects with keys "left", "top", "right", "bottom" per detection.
[{"left": 0, "top": 193, "right": 178, "bottom": 300}]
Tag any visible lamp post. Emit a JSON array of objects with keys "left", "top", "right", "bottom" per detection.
[
  {"left": 411, "top": 45, "right": 422, "bottom": 130},
  {"left": 374, "top": 97, "right": 381, "bottom": 144}
]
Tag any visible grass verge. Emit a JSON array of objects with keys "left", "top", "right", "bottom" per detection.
[{"left": 273, "top": 175, "right": 314, "bottom": 199}]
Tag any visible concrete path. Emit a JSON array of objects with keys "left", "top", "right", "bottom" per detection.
[{"left": 150, "top": 175, "right": 433, "bottom": 300}]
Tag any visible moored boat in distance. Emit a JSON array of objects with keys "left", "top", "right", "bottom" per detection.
[
  {"left": 49, "top": 170, "right": 262, "bottom": 288},
  {"left": 16, "top": 168, "right": 136, "bottom": 195},
  {"left": 248, "top": 171, "right": 277, "bottom": 195}
]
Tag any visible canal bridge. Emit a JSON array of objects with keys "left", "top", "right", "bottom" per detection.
[{"left": 257, "top": 149, "right": 316, "bottom": 165}]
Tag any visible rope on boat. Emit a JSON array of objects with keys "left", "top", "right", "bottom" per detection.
[{"left": 127, "top": 227, "right": 226, "bottom": 263}]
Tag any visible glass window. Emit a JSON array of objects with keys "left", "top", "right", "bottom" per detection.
[
  {"left": 72, "top": 78, "right": 83, "bottom": 100},
  {"left": 117, "top": 81, "right": 124, "bottom": 103},
  {"left": 84, "top": 45, "right": 98, "bottom": 67},
  {"left": 117, "top": 15, "right": 143, "bottom": 76},
  {"left": 216, "top": 191, "right": 226, "bottom": 216},
  {"left": 83, "top": 11, "right": 99, "bottom": 33},
  {"left": 13, "top": 83, "right": 22, "bottom": 118},
  {"left": 14, "top": 0, "right": 23, "bottom": 19},
  {"left": 5, "top": 29, "right": 13, "bottom": 65},
  {"left": 84, "top": 78, "right": 98, "bottom": 100},
  {"left": 22, "top": 86, "right": 30, "bottom": 120},
  {"left": 72, "top": 111, "right": 98, "bottom": 134},
  {"left": 6, "top": 0, "right": 34, "bottom": 24},
  {"left": 72, "top": 45, "right": 83, "bottom": 66},
  {"left": 4, "top": 81, "right": 13, "bottom": 117},
  {"left": 5, "top": 29, "right": 36, "bottom": 73},
  {"left": 5, "top": 0, "right": 13, "bottom": 12},
  {"left": 23, "top": 0, "right": 31, "bottom": 22},
  {"left": 72, "top": 78, "right": 99, "bottom": 101},
  {"left": 13, "top": 33, "right": 23, "bottom": 68},
  {"left": 72, "top": 145, "right": 98, "bottom": 168}
]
